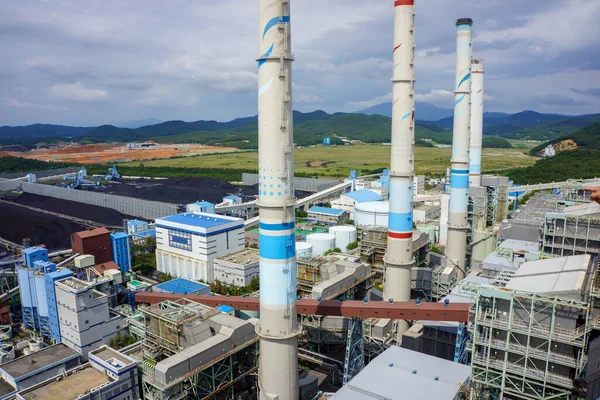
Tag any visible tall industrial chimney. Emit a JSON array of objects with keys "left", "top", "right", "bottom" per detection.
[
  {"left": 469, "top": 59, "right": 484, "bottom": 187},
  {"left": 384, "top": 0, "right": 415, "bottom": 337},
  {"left": 446, "top": 18, "right": 473, "bottom": 282},
  {"left": 257, "top": 1, "right": 299, "bottom": 399}
]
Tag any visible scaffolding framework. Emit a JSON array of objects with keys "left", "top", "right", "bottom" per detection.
[{"left": 468, "top": 277, "right": 600, "bottom": 400}]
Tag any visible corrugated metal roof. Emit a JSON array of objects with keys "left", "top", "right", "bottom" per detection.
[
  {"left": 505, "top": 255, "right": 592, "bottom": 298},
  {"left": 343, "top": 190, "right": 383, "bottom": 203},
  {"left": 156, "top": 277, "right": 210, "bottom": 294},
  {"left": 158, "top": 212, "right": 242, "bottom": 229},
  {"left": 331, "top": 346, "right": 470, "bottom": 400},
  {"left": 308, "top": 206, "right": 344, "bottom": 216}
]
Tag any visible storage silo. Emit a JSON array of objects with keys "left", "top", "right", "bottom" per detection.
[
  {"left": 329, "top": 226, "right": 357, "bottom": 251},
  {"left": 354, "top": 201, "right": 389, "bottom": 227},
  {"left": 17, "top": 267, "right": 38, "bottom": 330},
  {"left": 34, "top": 273, "right": 49, "bottom": 337},
  {"left": 306, "top": 233, "right": 336, "bottom": 256},
  {"left": 296, "top": 242, "right": 313, "bottom": 258}
]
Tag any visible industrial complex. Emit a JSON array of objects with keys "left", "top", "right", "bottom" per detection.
[{"left": 2, "top": 1, "right": 600, "bottom": 400}]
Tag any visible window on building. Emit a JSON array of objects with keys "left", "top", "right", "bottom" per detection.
[
  {"left": 168, "top": 229, "right": 192, "bottom": 251},
  {"left": 85, "top": 320, "right": 89, "bottom": 324}
]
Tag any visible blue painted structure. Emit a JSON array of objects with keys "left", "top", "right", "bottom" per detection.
[
  {"left": 343, "top": 190, "right": 383, "bottom": 203},
  {"left": 186, "top": 201, "right": 216, "bottom": 214},
  {"left": 110, "top": 232, "right": 131, "bottom": 273},
  {"left": 308, "top": 206, "right": 344, "bottom": 216},
  {"left": 17, "top": 266, "right": 39, "bottom": 331},
  {"left": 45, "top": 269, "right": 73, "bottom": 342},
  {"left": 21, "top": 247, "right": 48, "bottom": 268},
  {"left": 154, "top": 277, "right": 211, "bottom": 295},
  {"left": 324, "top": 135, "right": 331, "bottom": 146},
  {"left": 33, "top": 261, "right": 56, "bottom": 340}
]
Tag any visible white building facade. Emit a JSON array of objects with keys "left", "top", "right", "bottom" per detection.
[
  {"left": 213, "top": 248, "right": 259, "bottom": 286},
  {"left": 155, "top": 212, "right": 245, "bottom": 282}
]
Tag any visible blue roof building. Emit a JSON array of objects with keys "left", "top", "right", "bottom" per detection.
[
  {"left": 186, "top": 201, "right": 216, "bottom": 214},
  {"left": 307, "top": 206, "right": 349, "bottom": 225},
  {"left": 343, "top": 189, "right": 383, "bottom": 203},
  {"left": 154, "top": 277, "right": 211, "bottom": 295}
]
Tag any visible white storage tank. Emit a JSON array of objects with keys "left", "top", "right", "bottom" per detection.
[
  {"left": 306, "top": 233, "right": 336, "bottom": 256},
  {"left": 29, "top": 337, "right": 43, "bottom": 353},
  {"left": 296, "top": 242, "right": 313, "bottom": 258},
  {"left": 354, "top": 201, "right": 389, "bottom": 227},
  {"left": 329, "top": 226, "right": 357, "bottom": 251}
]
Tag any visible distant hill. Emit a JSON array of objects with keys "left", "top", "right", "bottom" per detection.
[
  {"left": 428, "top": 110, "right": 570, "bottom": 130},
  {"left": 115, "top": 119, "right": 163, "bottom": 129},
  {"left": 359, "top": 101, "right": 453, "bottom": 121},
  {"left": 0, "top": 124, "right": 93, "bottom": 140},
  {"left": 503, "top": 121, "right": 600, "bottom": 184}
]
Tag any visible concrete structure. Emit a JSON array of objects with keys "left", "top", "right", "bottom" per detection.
[
  {"left": 480, "top": 239, "right": 541, "bottom": 272},
  {"left": 154, "top": 277, "right": 211, "bottom": 295},
  {"left": 256, "top": 0, "right": 299, "bottom": 398},
  {"left": 469, "top": 59, "right": 484, "bottom": 187},
  {"left": 15, "top": 346, "right": 139, "bottom": 400},
  {"left": 45, "top": 269, "right": 73, "bottom": 342},
  {"left": 55, "top": 277, "right": 124, "bottom": 359},
  {"left": 413, "top": 204, "right": 441, "bottom": 223},
  {"left": 155, "top": 212, "right": 244, "bottom": 282},
  {"left": 439, "top": 194, "right": 450, "bottom": 246},
  {"left": 311, "top": 260, "right": 370, "bottom": 300},
  {"left": 354, "top": 201, "right": 389, "bottom": 227},
  {"left": 307, "top": 206, "right": 349, "bottom": 225},
  {"left": 186, "top": 200, "right": 216, "bottom": 214},
  {"left": 469, "top": 254, "right": 599, "bottom": 399},
  {"left": 71, "top": 228, "right": 112, "bottom": 264},
  {"left": 446, "top": 18, "right": 473, "bottom": 282},
  {"left": 332, "top": 346, "right": 471, "bottom": 400},
  {"left": 110, "top": 231, "right": 131, "bottom": 273},
  {"left": 0, "top": 344, "right": 80, "bottom": 396},
  {"left": 384, "top": 0, "right": 416, "bottom": 339},
  {"left": 413, "top": 175, "right": 425, "bottom": 195},
  {"left": 331, "top": 190, "right": 383, "bottom": 219},
  {"left": 126, "top": 219, "right": 150, "bottom": 235},
  {"left": 213, "top": 248, "right": 260, "bottom": 286},
  {"left": 307, "top": 233, "right": 336, "bottom": 256},
  {"left": 329, "top": 225, "right": 358, "bottom": 251}
]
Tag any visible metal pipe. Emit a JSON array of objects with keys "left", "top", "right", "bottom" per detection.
[
  {"left": 469, "top": 59, "right": 484, "bottom": 187},
  {"left": 446, "top": 18, "right": 473, "bottom": 282},
  {"left": 384, "top": 0, "right": 415, "bottom": 337},
  {"left": 257, "top": 0, "right": 299, "bottom": 399}
]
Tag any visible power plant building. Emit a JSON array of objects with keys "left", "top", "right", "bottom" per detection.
[
  {"left": 110, "top": 232, "right": 131, "bottom": 273},
  {"left": 155, "top": 212, "right": 244, "bottom": 282},
  {"left": 55, "top": 277, "right": 125, "bottom": 359},
  {"left": 213, "top": 248, "right": 260, "bottom": 286},
  {"left": 307, "top": 206, "right": 349, "bottom": 226},
  {"left": 71, "top": 228, "right": 112, "bottom": 264},
  {"left": 331, "top": 190, "right": 383, "bottom": 220}
]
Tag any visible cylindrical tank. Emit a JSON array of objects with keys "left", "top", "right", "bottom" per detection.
[
  {"left": 328, "top": 226, "right": 357, "bottom": 251},
  {"left": 295, "top": 242, "right": 313, "bottom": 258},
  {"left": 354, "top": 201, "right": 389, "bottom": 227},
  {"left": 29, "top": 337, "right": 43, "bottom": 353},
  {"left": 0, "top": 344, "right": 15, "bottom": 364},
  {"left": 306, "top": 233, "right": 336, "bottom": 256},
  {"left": 472, "top": 229, "right": 497, "bottom": 263},
  {"left": 416, "top": 225, "right": 438, "bottom": 243},
  {"left": 0, "top": 325, "right": 12, "bottom": 341},
  {"left": 34, "top": 274, "right": 49, "bottom": 318}
]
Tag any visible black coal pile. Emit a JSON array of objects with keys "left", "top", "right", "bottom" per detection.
[
  {"left": 0, "top": 202, "right": 86, "bottom": 250},
  {"left": 14, "top": 193, "right": 132, "bottom": 226},
  {"left": 99, "top": 177, "right": 260, "bottom": 205}
]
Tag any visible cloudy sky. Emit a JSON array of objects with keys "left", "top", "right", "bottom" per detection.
[{"left": 1, "top": 0, "right": 599, "bottom": 126}]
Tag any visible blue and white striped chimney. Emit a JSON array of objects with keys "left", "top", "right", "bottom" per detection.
[{"left": 446, "top": 18, "right": 473, "bottom": 282}]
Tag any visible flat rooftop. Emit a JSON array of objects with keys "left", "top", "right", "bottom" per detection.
[
  {"left": 90, "top": 346, "right": 135, "bottom": 367},
  {"left": 0, "top": 344, "right": 78, "bottom": 380},
  {"left": 157, "top": 212, "right": 242, "bottom": 229},
  {"left": 19, "top": 366, "right": 109, "bottom": 400},
  {"left": 331, "top": 346, "right": 470, "bottom": 400},
  {"left": 73, "top": 227, "right": 110, "bottom": 238},
  {"left": 156, "top": 277, "right": 210, "bottom": 294},
  {"left": 214, "top": 248, "right": 259, "bottom": 265}
]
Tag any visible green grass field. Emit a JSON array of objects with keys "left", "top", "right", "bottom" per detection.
[{"left": 122, "top": 144, "right": 536, "bottom": 177}]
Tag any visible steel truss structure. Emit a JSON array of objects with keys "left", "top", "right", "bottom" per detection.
[
  {"left": 469, "top": 275, "right": 600, "bottom": 400},
  {"left": 343, "top": 318, "right": 364, "bottom": 384},
  {"left": 543, "top": 213, "right": 600, "bottom": 258}
]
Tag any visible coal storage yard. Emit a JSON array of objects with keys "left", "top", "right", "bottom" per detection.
[{"left": 0, "top": 202, "right": 86, "bottom": 250}]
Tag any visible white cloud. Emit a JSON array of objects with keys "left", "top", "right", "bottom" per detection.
[
  {"left": 415, "top": 89, "right": 453, "bottom": 104},
  {"left": 7, "top": 99, "right": 33, "bottom": 108},
  {"left": 51, "top": 82, "right": 108, "bottom": 101}
]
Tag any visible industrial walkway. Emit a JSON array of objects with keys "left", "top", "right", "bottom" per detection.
[
  {"left": 508, "top": 178, "right": 600, "bottom": 193},
  {"left": 135, "top": 292, "right": 470, "bottom": 322}
]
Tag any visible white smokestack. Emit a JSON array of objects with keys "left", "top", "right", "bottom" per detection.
[
  {"left": 469, "top": 59, "right": 484, "bottom": 187},
  {"left": 257, "top": 1, "right": 299, "bottom": 399},
  {"left": 384, "top": 0, "right": 415, "bottom": 338},
  {"left": 446, "top": 18, "right": 473, "bottom": 283}
]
